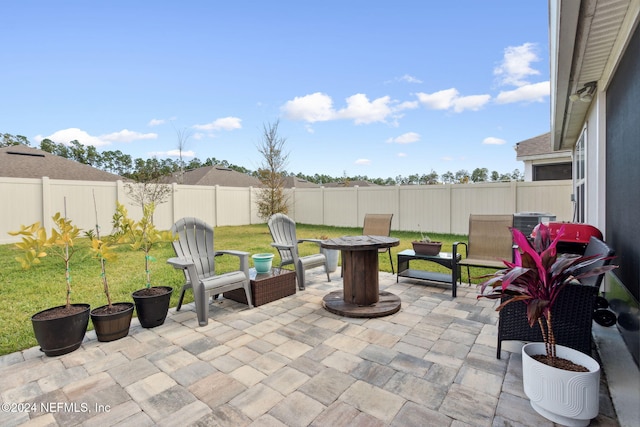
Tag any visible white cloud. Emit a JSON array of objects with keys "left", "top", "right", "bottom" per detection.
[
  {"left": 355, "top": 158, "right": 371, "bottom": 165},
  {"left": 148, "top": 118, "right": 165, "bottom": 126},
  {"left": 34, "top": 127, "right": 157, "bottom": 147},
  {"left": 282, "top": 92, "right": 407, "bottom": 125},
  {"left": 193, "top": 116, "right": 242, "bottom": 131},
  {"left": 451, "top": 94, "right": 491, "bottom": 112},
  {"left": 416, "top": 89, "right": 490, "bottom": 113},
  {"left": 336, "top": 94, "right": 392, "bottom": 124},
  {"left": 101, "top": 129, "right": 158, "bottom": 143},
  {"left": 162, "top": 149, "right": 196, "bottom": 158},
  {"left": 495, "top": 81, "right": 550, "bottom": 104},
  {"left": 397, "top": 152, "right": 407, "bottom": 157},
  {"left": 386, "top": 132, "right": 420, "bottom": 144},
  {"left": 483, "top": 137, "right": 506, "bottom": 145},
  {"left": 281, "top": 92, "right": 335, "bottom": 122},
  {"left": 416, "top": 88, "right": 459, "bottom": 110},
  {"left": 494, "top": 42, "right": 541, "bottom": 87},
  {"left": 399, "top": 74, "right": 422, "bottom": 84}
]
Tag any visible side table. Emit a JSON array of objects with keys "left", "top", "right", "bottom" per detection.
[
  {"left": 397, "top": 249, "right": 462, "bottom": 297},
  {"left": 224, "top": 268, "right": 296, "bottom": 306}
]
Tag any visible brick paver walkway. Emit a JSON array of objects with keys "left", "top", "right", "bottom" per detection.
[{"left": 0, "top": 269, "right": 618, "bottom": 426}]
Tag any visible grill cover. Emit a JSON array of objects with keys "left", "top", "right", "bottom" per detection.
[{"left": 531, "top": 222, "right": 603, "bottom": 244}]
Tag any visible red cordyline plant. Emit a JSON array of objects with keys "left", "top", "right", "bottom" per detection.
[{"left": 478, "top": 223, "right": 617, "bottom": 362}]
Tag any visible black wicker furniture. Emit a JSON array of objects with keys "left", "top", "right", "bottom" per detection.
[{"left": 496, "top": 236, "right": 615, "bottom": 358}]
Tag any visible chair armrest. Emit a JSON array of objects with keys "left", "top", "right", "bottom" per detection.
[
  {"left": 271, "top": 242, "right": 295, "bottom": 250},
  {"left": 214, "top": 250, "right": 250, "bottom": 277},
  {"left": 298, "top": 238, "right": 323, "bottom": 246},
  {"left": 215, "top": 250, "right": 250, "bottom": 258},
  {"left": 453, "top": 242, "right": 468, "bottom": 259},
  {"left": 167, "top": 257, "right": 194, "bottom": 269}
]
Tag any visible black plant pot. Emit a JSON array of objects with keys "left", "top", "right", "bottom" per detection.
[
  {"left": 31, "top": 304, "right": 90, "bottom": 357},
  {"left": 90, "top": 302, "right": 135, "bottom": 342},
  {"left": 132, "top": 286, "right": 173, "bottom": 328}
]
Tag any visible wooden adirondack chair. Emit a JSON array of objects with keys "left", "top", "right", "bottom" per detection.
[
  {"left": 168, "top": 217, "right": 252, "bottom": 326},
  {"left": 267, "top": 213, "right": 330, "bottom": 290}
]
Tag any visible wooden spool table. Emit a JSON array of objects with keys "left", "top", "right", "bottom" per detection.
[{"left": 321, "top": 235, "right": 400, "bottom": 318}]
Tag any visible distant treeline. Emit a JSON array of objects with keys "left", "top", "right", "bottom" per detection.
[{"left": 2, "top": 132, "right": 522, "bottom": 185}]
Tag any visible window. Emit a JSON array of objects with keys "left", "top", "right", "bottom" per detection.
[
  {"left": 533, "top": 162, "right": 572, "bottom": 181},
  {"left": 573, "top": 130, "right": 586, "bottom": 222}
]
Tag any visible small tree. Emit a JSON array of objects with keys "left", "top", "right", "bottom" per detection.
[
  {"left": 256, "top": 120, "right": 289, "bottom": 220},
  {"left": 9, "top": 212, "right": 81, "bottom": 309},
  {"left": 111, "top": 202, "right": 175, "bottom": 289}
]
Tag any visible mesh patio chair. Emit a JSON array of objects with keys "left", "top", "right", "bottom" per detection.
[
  {"left": 168, "top": 217, "right": 252, "bottom": 326},
  {"left": 267, "top": 213, "right": 330, "bottom": 290},
  {"left": 453, "top": 214, "right": 514, "bottom": 283},
  {"left": 362, "top": 213, "right": 395, "bottom": 274},
  {"left": 496, "top": 236, "right": 615, "bottom": 359}
]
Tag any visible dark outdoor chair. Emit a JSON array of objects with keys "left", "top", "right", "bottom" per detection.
[
  {"left": 267, "top": 213, "right": 330, "bottom": 290},
  {"left": 496, "top": 236, "right": 615, "bottom": 359},
  {"left": 168, "top": 217, "right": 252, "bottom": 326},
  {"left": 453, "top": 214, "right": 514, "bottom": 283},
  {"left": 362, "top": 213, "right": 395, "bottom": 274}
]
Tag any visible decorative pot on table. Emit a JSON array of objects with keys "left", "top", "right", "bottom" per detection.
[
  {"left": 252, "top": 253, "right": 274, "bottom": 274},
  {"left": 411, "top": 241, "right": 442, "bottom": 256}
]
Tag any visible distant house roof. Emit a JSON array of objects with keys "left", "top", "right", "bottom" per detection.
[
  {"left": 323, "top": 180, "right": 378, "bottom": 188},
  {"left": 516, "top": 133, "right": 571, "bottom": 160},
  {"left": 0, "top": 145, "right": 123, "bottom": 181},
  {"left": 172, "top": 165, "right": 262, "bottom": 187},
  {"left": 283, "top": 176, "right": 320, "bottom": 188}
]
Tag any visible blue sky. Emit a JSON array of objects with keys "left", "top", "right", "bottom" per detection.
[{"left": 1, "top": 1, "right": 550, "bottom": 180}]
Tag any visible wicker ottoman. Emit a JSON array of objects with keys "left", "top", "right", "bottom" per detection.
[{"left": 224, "top": 268, "right": 296, "bottom": 306}]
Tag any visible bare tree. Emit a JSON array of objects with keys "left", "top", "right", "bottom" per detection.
[
  {"left": 124, "top": 157, "right": 172, "bottom": 222},
  {"left": 173, "top": 125, "right": 192, "bottom": 184},
  {"left": 256, "top": 120, "right": 289, "bottom": 220}
]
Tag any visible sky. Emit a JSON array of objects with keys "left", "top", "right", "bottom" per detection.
[{"left": 1, "top": 1, "right": 551, "bottom": 181}]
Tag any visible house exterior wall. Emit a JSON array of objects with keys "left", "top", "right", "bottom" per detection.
[{"left": 1, "top": 177, "right": 573, "bottom": 244}]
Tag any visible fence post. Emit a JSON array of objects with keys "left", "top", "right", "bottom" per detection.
[{"left": 41, "top": 177, "right": 52, "bottom": 231}]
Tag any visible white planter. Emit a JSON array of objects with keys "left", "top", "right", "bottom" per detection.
[
  {"left": 322, "top": 248, "right": 339, "bottom": 273},
  {"left": 522, "top": 343, "right": 600, "bottom": 427}
]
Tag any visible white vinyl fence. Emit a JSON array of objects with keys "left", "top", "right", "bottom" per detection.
[{"left": 0, "top": 177, "right": 573, "bottom": 244}]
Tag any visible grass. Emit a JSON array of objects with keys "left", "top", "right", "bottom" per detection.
[{"left": 0, "top": 223, "right": 492, "bottom": 356}]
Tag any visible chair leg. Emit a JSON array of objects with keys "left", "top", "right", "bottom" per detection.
[
  {"left": 194, "top": 284, "right": 209, "bottom": 327},
  {"left": 243, "top": 282, "right": 254, "bottom": 309},
  {"left": 176, "top": 286, "right": 187, "bottom": 311},
  {"left": 497, "top": 338, "right": 502, "bottom": 359},
  {"left": 296, "top": 260, "right": 305, "bottom": 290},
  {"left": 388, "top": 250, "right": 394, "bottom": 274}
]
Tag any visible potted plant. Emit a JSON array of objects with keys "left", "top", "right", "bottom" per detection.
[
  {"left": 478, "top": 223, "right": 617, "bottom": 426},
  {"left": 9, "top": 211, "right": 90, "bottom": 357},
  {"left": 112, "top": 201, "right": 175, "bottom": 328},
  {"left": 411, "top": 228, "right": 442, "bottom": 256},
  {"left": 88, "top": 196, "right": 134, "bottom": 342}
]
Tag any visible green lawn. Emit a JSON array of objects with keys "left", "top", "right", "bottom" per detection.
[{"left": 0, "top": 223, "right": 490, "bottom": 355}]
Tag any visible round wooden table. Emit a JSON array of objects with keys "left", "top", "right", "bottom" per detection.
[{"left": 321, "top": 235, "right": 400, "bottom": 318}]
